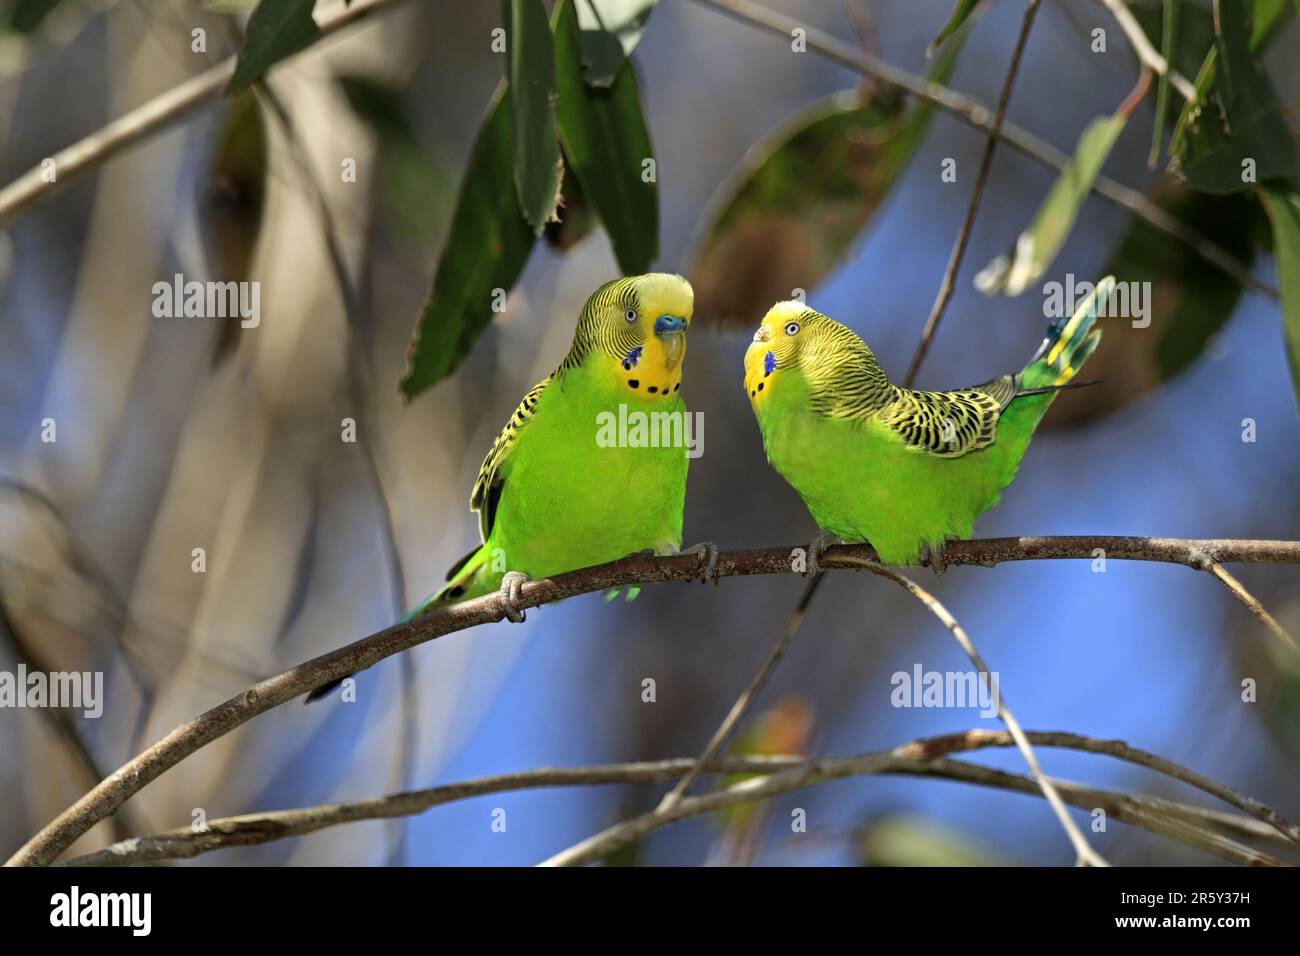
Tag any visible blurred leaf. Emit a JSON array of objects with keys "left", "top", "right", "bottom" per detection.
[
  {"left": 1131, "top": 0, "right": 1215, "bottom": 132},
  {"left": 689, "top": 27, "right": 967, "bottom": 327},
  {"left": 720, "top": 697, "right": 813, "bottom": 833},
  {"left": 199, "top": 91, "right": 267, "bottom": 367},
  {"left": 553, "top": 0, "right": 657, "bottom": 274},
  {"left": 505, "top": 0, "right": 562, "bottom": 232},
  {"left": 1043, "top": 187, "right": 1262, "bottom": 427},
  {"left": 400, "top": 85, "right": 535, "bottom": 400},
  {"left": 976, "top": 113, "right": 1127, "bottom": 297},
  {"left": 226, "top": 0, "right": 320, "bottom": 95},
  {"left": 1169, "top": 0, "right": 1297, "bottom": 193},
  {"left": 337, "top": 75, "right": 455, "bottom": 246},
  {"left": 5, "top": 0, "right": 69, "bottom": 33},
  {"left": 857, "top": 813, "right": 1012, "bottom": 867},
  {"left": 1258, "top": 187, "right": 1300, "bottom": 418},
  {"left": 576, "top": 0, "right": 658, "bottom": 87},
  {"left": 927, "top": 0, "right": 979, "bottom": 56},
  {"left": 544, "top": 154, "right": 597, "bottom": 251}
]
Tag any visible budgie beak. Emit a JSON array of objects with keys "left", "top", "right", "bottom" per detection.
[
  {"left": 752, "top": 324, "right": 771, "bottom": 343},
  {"left": 655, "top": 314, "right": 687, "bottom": 371}
]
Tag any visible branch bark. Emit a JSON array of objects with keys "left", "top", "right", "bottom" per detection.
[
  {"left": 0, "top": 0, "right": 414, "bottom": 228},
  {"left": 7, "top": 535, "right": 1299, "bottom": 866},
  {"left": 59, "top": 729, "right": 1297, "bottom": 867},
  {"left": 693, "top": 0, "right": 1277, "bottom": 300}
]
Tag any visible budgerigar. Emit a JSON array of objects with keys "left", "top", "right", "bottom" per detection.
[
  {"left": 309, "top": 273, "right": 709, "bottom": 701},
  {"left": 742, "top": 278, "right": 1114, "bottom": 570}
]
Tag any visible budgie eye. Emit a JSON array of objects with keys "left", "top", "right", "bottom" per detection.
[
  {"left": 784, "top": 321, "right": 800, "bottom": 336},
  {"left": 624, "top": 309, "right": 638, "bottom": 323}
]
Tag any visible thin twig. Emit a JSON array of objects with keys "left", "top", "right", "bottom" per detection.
[
  {"left": 1202, "top": 561, "right": 1298, "bottom": 652},
  {"left": 691, "top": 0, "right": 1276, "bottom": 300},
  {"left": 59, "top": 729, "right": 1296, "bottom": 866},
  {"left": 897, "top": 728, "right": 1300, "bottom": 847},
  {"left": 7, "top": 534, "right": 1299, "bottom": 866},
  {"left": 655, "top": 572, "right": 825, "bottom": 814},
  {"left": 0, "top": 0, "right": 414, "bottom": 228},
  {"left": 539, "top": 751, "right": 1287, "bottom": 868},
  {"left": 795, "top": 554, "right": 1105, "bottom": 865},
  {"left": 1098, "top": 0, "right": 1197, "bottom": 102},
  {"left": 904, "top": 0, "right": 1041, "bottom": 386}
]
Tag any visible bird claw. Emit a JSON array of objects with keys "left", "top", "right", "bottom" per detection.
[
  {"left": 920, "top": 542, "right": 947, "bottom": 576},
  {"left": 680, "top": 541, "right": 721, "bottom": 587},
  {"left": 499, "top": 571, "right": 530, "bottom": 623},
  {"left": 807, "top": 531, "right": 840, "bottom": 577}
]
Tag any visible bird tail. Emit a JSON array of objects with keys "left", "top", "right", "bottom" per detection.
[
  {"left": 304, "top": 544, "right": 494, "bottom": 703},
  {"left": 405, "top": 544, "right": 497, "bottom": 620},
  {"left": 1019, "top": 275, "right": 1114, "bottom": 391}
]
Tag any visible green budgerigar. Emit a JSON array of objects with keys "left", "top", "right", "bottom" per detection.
[
  {"left": 309, "top": 273, "right": 704, "bottom": 702},
  {"left": 742, "top": 278, "right": 1114, "bottom": 570}
]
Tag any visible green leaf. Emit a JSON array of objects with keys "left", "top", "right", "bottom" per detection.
[
  {"left": 553, "top": 0, "right": 657, "bottom": 274},
  {"left": 975, "top": 114, "right": 1127, "bottom": 297},
  {"left": 226, "top": 0, "right": 321, "bottom": 95},
  {"left": 505, "top": 0, "right": 562, "bottom": 232},
  {"left": 576, "top": 0, "right": 658, "bottom": 87},
  {"left": 337, "top": 75, "right": 455, "bottom": 246},
  {"left": 927, "top": 0, "right": 980, "bottom": 57},
  {"left": 544, "top": 153, "right": 598, "bottom": 251},
  {"left": 1169, "top": 0, "right": 1297, "bottom": 193},
  {"left": 400, "top": 85, "right": 536, "bottom": 400},
  {"left": 689, "top": 23, "right": 968, "bottom": 326},
  {"left": 857, "top": 814, "right": 1012, "bottom": 867},
  {"left": 1259, "top": 187, "right": 1300, "bottom": 417},
  {"left": 200, "top": 91, "right": 268, "bottom": 367}
]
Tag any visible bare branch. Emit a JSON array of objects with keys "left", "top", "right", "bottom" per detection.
[
  {"left": 0, "top": 0, "right": 414, "bottom": 228},
  {"left": 692, "top": 0, "right": 1276, "bottom": 300},
  {"left": 8, "top": 535, "right": 1299, "bottom": 866},
  {"left": 655, "top": 573, "right": 824, "bottom": 815},
  {"left": 1098, "top": 0, "right": 1198, "bottom": 102},
  {"left": 904, "top": 0, "right": 1041, "bottom": 386},
  {"left": 828, "top": 555, "right": 1105, "bottom": 865},
  {"left": 540, "top": 750, "right": 1288, "bottom": 868},
  {"left": 1201, "top": 560, "right": 1298, "bottom": 652},
  {"left": 60, "top": 729, "right": 1296, "bottom": 867}
]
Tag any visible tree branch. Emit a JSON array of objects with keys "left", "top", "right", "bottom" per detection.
[
  {"left": 654, "top": 572, "right": 825, "bottom": 815},
  {"left": 7, "top": 535, "right": 1299, "bottom": 866},
  {"left": 539, "top": 742, "right": 1289, "bottom": 868},
  {"left": 692, "top": 0, "right": 1277, "bottom": 300},
  {"left": 904, "top": 0, "right": 1041, "bottom": 386},
  {"left": 832, "top": 554, "right": 1107, "bottom": 865},
  {"left": 1098, "top": 0, "right": 1198, "bottom": 102},
  {"left": 59, "top": 729, "right": 1296, "bottom": 867},
  {"left": 0, "top": 0, "right": 414, "bottom": 228}
]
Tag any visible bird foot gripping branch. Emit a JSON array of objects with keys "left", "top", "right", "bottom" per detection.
[
  {"left": 499, "top": 571, "right": 531, "bottom": 624},
  {"left": 680, "top": 541, "right": 721, "bottom": 587}
]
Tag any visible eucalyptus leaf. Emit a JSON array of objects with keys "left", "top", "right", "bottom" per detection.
[
  {"left": 505, "top": 0, "right": 562, "bottom": 232},
  {"left": 975, "top": 114, "right": 1127, "bottom": 297},
  {"left": 226, "top": 0, "right": 320, "bottom": 95},
  {"left": 576, "top": 0, "right": 658, "bottom": 87},
  {"left": 553, "top": 0, "right": 657, "bottom": 275},
  {"left": 1259, "top": 187, "right": 1300, "bottom": 419},
  {"left": 401, "top": 85, "right": 535, "bottom": 399}
]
